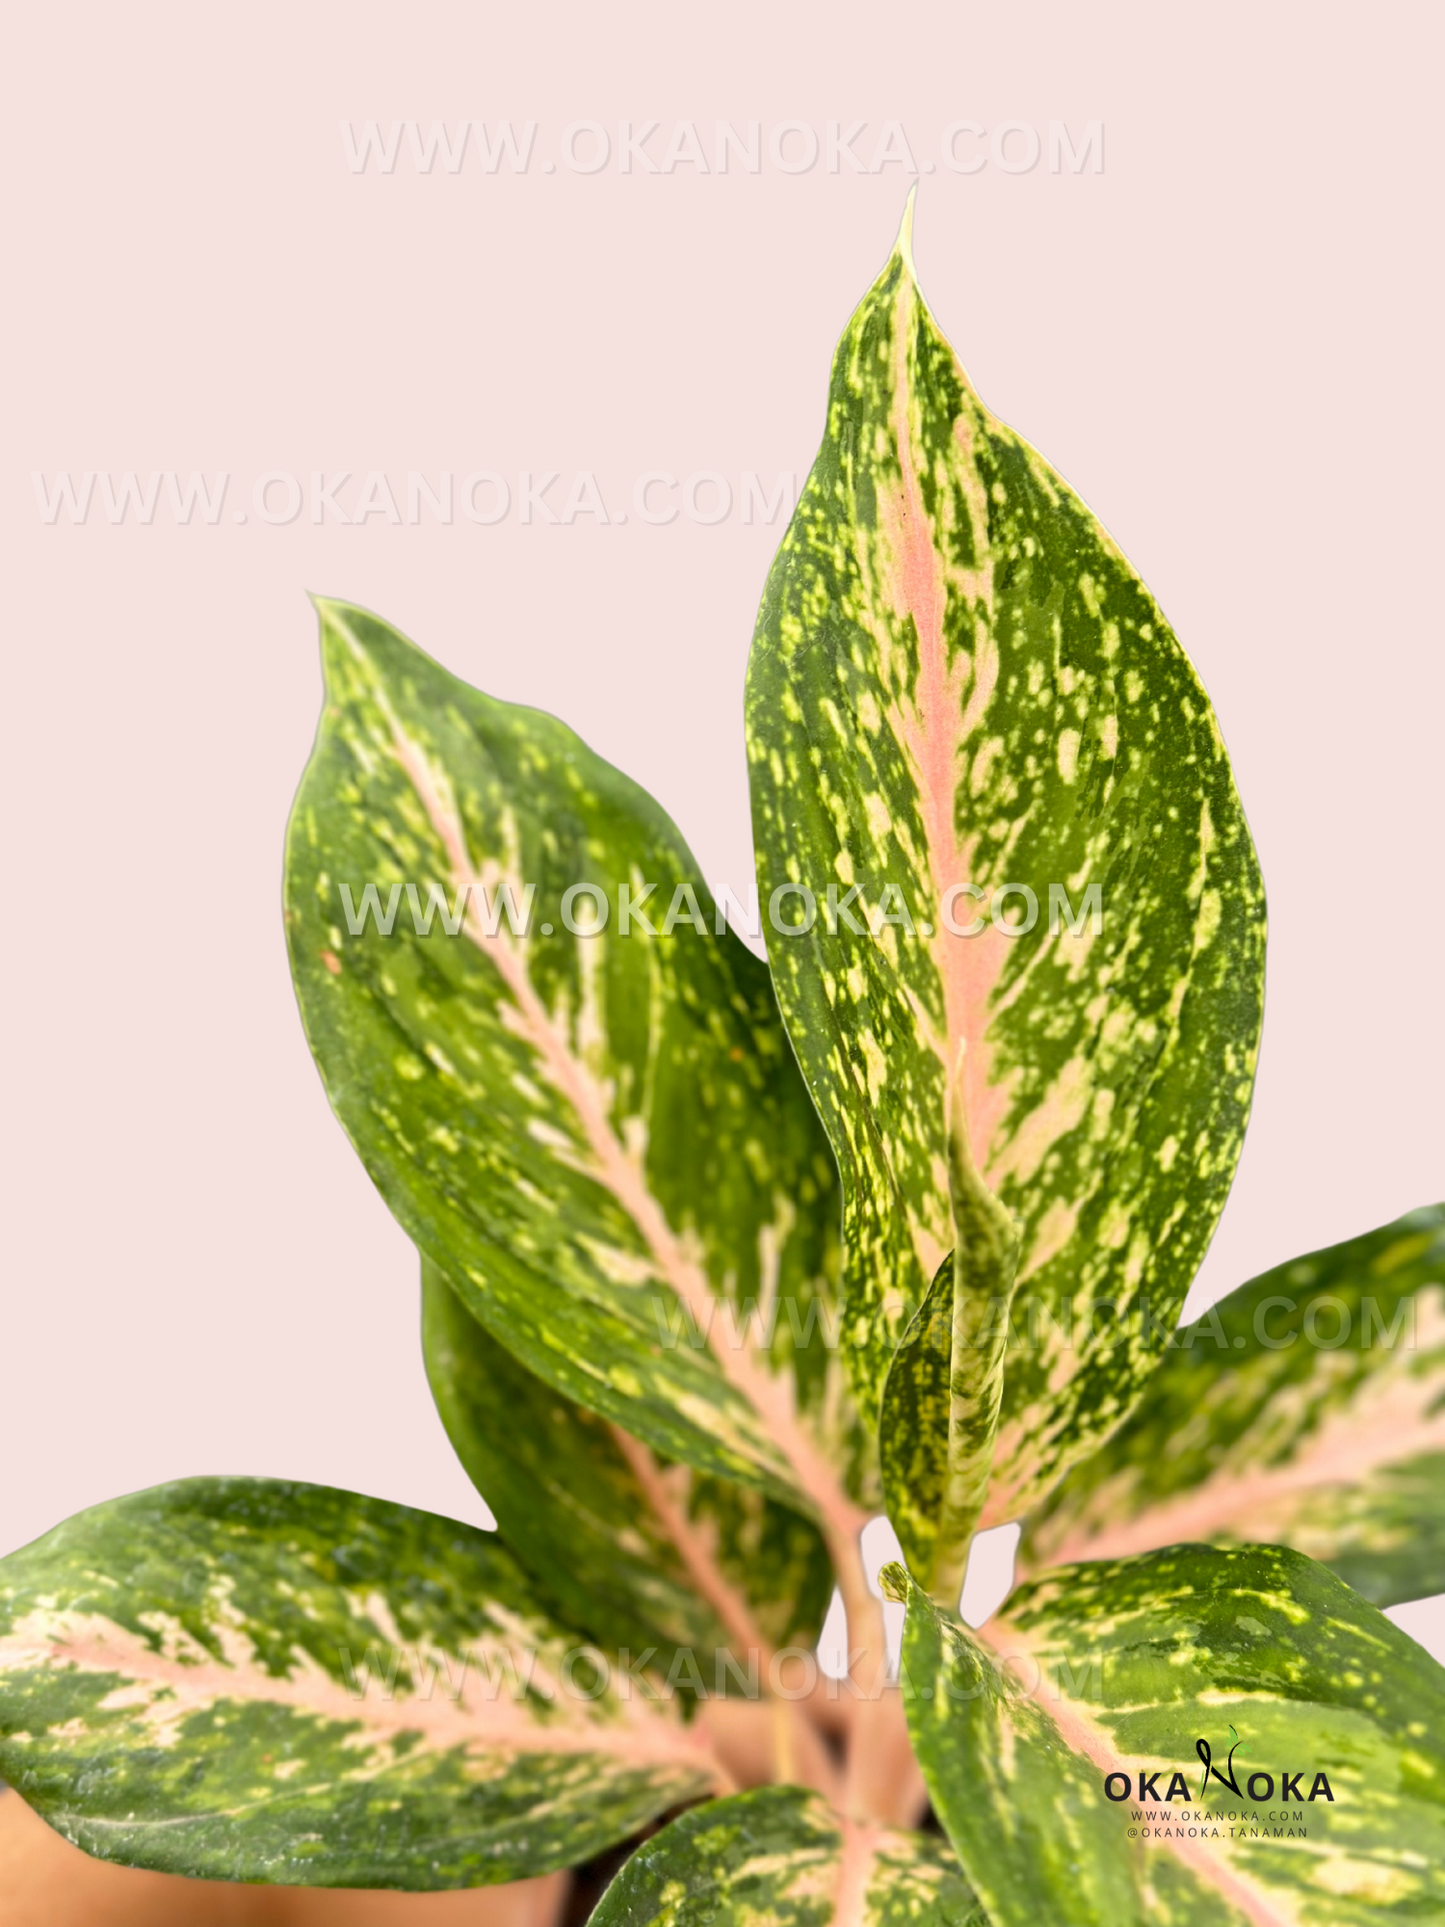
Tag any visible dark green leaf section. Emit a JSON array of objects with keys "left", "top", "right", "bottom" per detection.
[
  {"left": 880, "top": 1258, "right": 953, "bottom": 1597},
  {"left": 892, "top": 1543, "right": 1445, "bottom": 1925},
  {"left": 745, "top": 208, "right": 1266, "bottom": 1520},
  {"left": 0, "top": 1480, "right": 719, "bottom": 1888},
  {"left": 422, "top": 1259, "right": 833, "bottom": 1683},
  {"left": 1023, "top": 1204, "right": 1445, "bottom": 1605},
  {"left": 922, "top": 1127, "right": 1021, "bottom": 1604},
  {"left": 880, "top": 1118, "right": 1024, "bottom": 1610},
  {"left": 285, "top": 600, "right": 861, "bottom": 1510},
  {"left": 591, "top": 1785, "right": 986, "bottom": 1927}
]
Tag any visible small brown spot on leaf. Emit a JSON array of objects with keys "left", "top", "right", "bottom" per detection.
[{"left": 320, "top": 949, "right": 342, "bottom": 976}]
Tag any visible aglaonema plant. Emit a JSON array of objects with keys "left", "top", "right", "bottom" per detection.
[{"left": 2, "top": 201, "right": 1443, "bottom": 1926}]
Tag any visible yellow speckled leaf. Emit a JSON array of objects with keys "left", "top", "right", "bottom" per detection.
[
  {"left": 285, "top": 601, "right": 872, "bottom": 1555},
  {"left": 1021, "top": 1204, "right": 1445, "bottom": 1605},
  {"left": 592, "top": 1785, "right": 986, "bottom": 1927},
  {"left": 747, "top": 199, "right": 1265, "bottom": 1526},
  {"left": 0, "top": 1480, "right": 722, "bottom": 1888},
  {"left": 892, "top": 1543, "right": 1445, "bottom": 1925}
]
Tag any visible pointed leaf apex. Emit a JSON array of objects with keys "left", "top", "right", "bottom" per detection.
[
  {"left": 894, "top": 183, "right": 919, "bottom": 280},
  {"left": 879, "top": 1560, "right": 911, "bottom": 1604},
  {"left": 307, "top": 594, "right": 365, "bottom": 695},
  {"left": 309, "top": 592, "right": 354, "bottom": 628}
]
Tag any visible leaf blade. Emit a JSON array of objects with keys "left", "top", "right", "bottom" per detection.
[
  {"left": 879, "top": 1257, "right": 953, "bottom": 1594},
  {"left": 591, "top": 1785, "right": 986, "bottom": 1927},
  {"left": 746, "top": 210, "right": 1265, "bottom": 1511},
  {"left": 1022, "top": 1203, "right": 1445, "bottom": 1604},
  {"left": 285, "top": 601, "right": 863, "bottom": 1521},
  {"left": 892, "top": 1542, "right": 1445, "bottom": 1925},
  {"left": 422, "top": 1257, "right": 834, "bottom": 1678},
  {"left": 881, "top": 1114, "right": 1021, "bottom": 1605},
  {"left": 0, "top": 1479, "right": 721, "bottom": 1888}
]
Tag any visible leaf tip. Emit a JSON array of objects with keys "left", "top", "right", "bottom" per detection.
[
  {"left": 879, "top": 1560, "right": 911, "bottom": 1604},
  {"left": 305, "top": 594, "right": 372, "bottom": 701},
  {"left": 894, "top": 183, "right": 919, "bottom": 281},
  {"left": 308, "top": 591, "right": 353, "bottom": 631}
]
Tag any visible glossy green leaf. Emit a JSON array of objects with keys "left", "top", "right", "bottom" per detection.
[
  {"left": 422, "top": 1257, "right": 833, "bottom": 1685},
  {"left": 285, "top": 601, "right": 870, "bottom": 1544},
  {"left": 879, "top": 1257, "right": 954, "bottom": 1598},
  {"left": 1022, "top": 1203, "right": 1445, "bottom": 1606},
  {"left": 879, "top": 1124, "right": 1021, "bottom": 1604},
  {"left": 745, "top": 200, "right": 1265, "bottom": 1520},
  {"left": 591, "top": 1784, "right": 985, "bottom": 1927},
  {"left": 0, "top": 1479, "right": 723, "bottom": 1888},
  {"left": 890, "top": 1543, "right": 1445, "bottom": 1925}
]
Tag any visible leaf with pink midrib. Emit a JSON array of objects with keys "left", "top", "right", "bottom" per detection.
[
  {"left": 891, "top": 1542, "right": 1445, "bottom": 1925},
  {"left": 746, "top": 200, "right": 1265, "bottom": 1520},
  {"left": 1021, "top": 1204, "right": 1445, "bottom": 1604},
  {"left": 0, "top": 1478, "right": 720, "bottom": 1888}
]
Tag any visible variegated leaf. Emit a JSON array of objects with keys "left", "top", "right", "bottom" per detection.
[
  {"left": 591, "top": 1785, "right": 986, "bottom": 1927},
  {"left": 879, "top": 1130, "right": 1021, "bottom": 1604},
  {"left": 423, "top": 1257, "right": 833, "bottom": 1684},
  {"left": 746, "top": 198, "right": 1265, "bottom": 1519},
  {"left": 878, "top": 1257, "right": 954, "bottom": 1597},
  {"left": 0, "top": 1479, "right": 722, "bottom": 1888},
  {"left": 285, "top": 602, "right": 870, "bottom": 1550},
  {"left": 1022, "top": 1203, "right": 1445, "bottom": 1605},
  {"left": 890, "top": 1543, "right": 1445, "bottom": 1925}
]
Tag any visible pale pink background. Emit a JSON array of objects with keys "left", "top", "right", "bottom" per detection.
[{"left": 2, "top": 4, "right": 1441, "bottom": 1652}]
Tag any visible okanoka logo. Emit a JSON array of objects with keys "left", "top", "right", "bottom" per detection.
[{"left": 1102, "top": 1725, "right": 1336, "bottom": 1806}]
